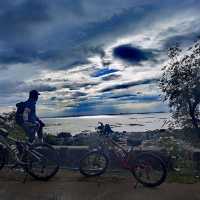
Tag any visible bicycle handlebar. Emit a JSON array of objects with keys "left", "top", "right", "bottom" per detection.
[{"left": 96, "top": 122, "right": 113, "bottom": 137}]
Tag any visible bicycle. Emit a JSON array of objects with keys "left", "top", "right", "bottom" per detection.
[
  {"left": 0, "top": 128, "right": 59, "bottom": 182},
  {"left": 79, "top": 122, "right": 167, "bottom": 187}
]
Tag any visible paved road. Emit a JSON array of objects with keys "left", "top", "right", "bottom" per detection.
[{"left": 0, "top": 169, "right": 200, "bottom": 200}]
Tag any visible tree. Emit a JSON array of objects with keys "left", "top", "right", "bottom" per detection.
[{"left": 160, "top": 40, "right": 200, "bottom": 129}]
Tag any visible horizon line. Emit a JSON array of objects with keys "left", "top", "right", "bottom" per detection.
[{"left": 41, "top": 111, "right": 168, "bottom": 119}]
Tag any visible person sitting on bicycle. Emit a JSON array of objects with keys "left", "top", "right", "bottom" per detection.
[{"left": 21, "top": 90, "right": 45, "bottom": 143}]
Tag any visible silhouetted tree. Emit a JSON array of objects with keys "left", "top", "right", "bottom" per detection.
[{"left": 160, "top": 40, "right": 200, "bottom": 130}]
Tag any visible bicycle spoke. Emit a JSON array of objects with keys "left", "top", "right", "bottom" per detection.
[
  {"left": 26, "top": 144, "right": 59, "bottom": 181},
  {"left": 80, "top": 152, "right": 108, "bottom": 177},
  {"left": 132, "top": 153, "right": 167, "bottom": 187}
]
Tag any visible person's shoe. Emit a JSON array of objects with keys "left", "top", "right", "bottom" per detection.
[{"left": 14, "top": 167, "right": 25, "bottom": 173}]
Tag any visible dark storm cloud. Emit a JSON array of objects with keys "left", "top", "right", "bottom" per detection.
[
  {"left": 62, "top": 81, "right": 99, "bottom": 90},
  {"left": 0, "top": 0, "right": 50, "bottom": 38},
  {"left": 0, "top": 80, "right": 24, "bottom": 95},
  {"left": 0, "top": 0, "right": 52, "bottom": 65},
  {"left": 71, "top": 91, "right": 88, "bottom": 98},
  {"left": 27, "top": 84, "right": 57, "bottom": 92},
  {"left": 113, "top": 44, "right": 154, "bottom": 64},
  {"left": 109, "top": 94, "right": 137, "bottom": 99},
  {"left": 162, "top": 32, "right": 200, "bottom": 49},
  {"left": 0, "top": 79, "right": 56, "bottom": 96},
  {"left": 109, "top": 94, "right": 160, "bottom": 102},
  {"left": 50, "top": 91, "right": 87, "bottom": 102},
  {"left": 0, "top": 0, "right": 199, "bottom": 68},
  {"left": 0, "top": 47, "right": 38, "bottom": 64},
  {"left": 0, "top": 0, "right": 159, "bottom": 67},
  {"left": 100, "top": 78, "right": 159, "bottom": 92}
]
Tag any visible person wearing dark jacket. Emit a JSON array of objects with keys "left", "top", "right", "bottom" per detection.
[{"left": 22, "top": 90, "right": 45, "bottom": 143}]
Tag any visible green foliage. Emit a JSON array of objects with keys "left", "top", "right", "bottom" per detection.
[
  {"left": 172, "top": 128, "right": 200, "bottom": 148},
  {"left": 160, "top": 41, "right": 200, "bottom": 129},
  {"left": 57, "top": 132, "right": 72, "bottom": 138},
  {"left": 167, "top": 171, "right": 199, "bottom": 184},
  {"left": 44, "top": 134, "right": 60, "bottom": 145},
  {"left": 0, "top": 111, "right": 26, "bottom": 140},
  {"left": 157, "top": 133, "right": 200, "bottom": 179},
  {"left": 157, "top": 136, "right": 184, "bottom": 168}
]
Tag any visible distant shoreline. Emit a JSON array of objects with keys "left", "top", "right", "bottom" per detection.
[{"left": 41, "top": 111, "right": 168, "bottom": 119}]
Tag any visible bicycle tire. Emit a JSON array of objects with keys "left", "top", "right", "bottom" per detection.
[
  {"left": 26, "top": 143, "right": 59, "bottom": 181},
  {"left": 79, "top": 151, "right": 109, "bottom": 177},
  {"left": 0, "top": 144, "right": 6, "bottom": 170},
  {"left": 132, "top": 152, "right": 167, "bottom": 187}
]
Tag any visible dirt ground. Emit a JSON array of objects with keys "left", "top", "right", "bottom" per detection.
[{"left": 0, "top": 169, "right": 200, "bottom": 200}]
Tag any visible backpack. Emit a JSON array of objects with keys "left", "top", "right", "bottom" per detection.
[{"left": 15, "top": 102, "right": 25, "bottom": 125}]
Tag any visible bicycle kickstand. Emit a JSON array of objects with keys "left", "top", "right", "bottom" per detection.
[
  {"left": 23, "top": 171, "right": 28, "bottom": 184},
  {"left": 134, "top": 180, "right": 139, "bottom": 189}
]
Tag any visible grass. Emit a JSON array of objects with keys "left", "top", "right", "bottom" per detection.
[
  {"left": 167, "top": 171, "right": 200, "bottom": 184},
  {"left": 107, "top": 168, "right": 200, "bottom": 184}
]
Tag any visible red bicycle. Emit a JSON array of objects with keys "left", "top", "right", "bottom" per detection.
[{"left": 79, "top": 122, "right": 167, "bottom": 187}]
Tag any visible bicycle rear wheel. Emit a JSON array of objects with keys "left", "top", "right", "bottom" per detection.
[
  {"left": 26, "top": 143, "right": 59, "bottom": 181},
  {"left": 79, "top": 151, "right": 109, "bottom": 177},
  {"left": 0, "top": 144, "right": 6, "bottom": 170},
  {"left": 132, "top": 153, "right": 167, "bottom": 187}
]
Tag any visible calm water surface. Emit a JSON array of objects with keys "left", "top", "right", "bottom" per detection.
[{"left": 43, "top": 113, "right": 170, "bottom": 135}]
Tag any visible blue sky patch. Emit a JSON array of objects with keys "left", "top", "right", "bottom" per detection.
[{"left": 91, "top": 67, "right": 119, "bottom": 77}]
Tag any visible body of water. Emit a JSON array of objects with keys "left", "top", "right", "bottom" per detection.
[{"left": 43, "top": 113, "right": 170, "bottom": 136}]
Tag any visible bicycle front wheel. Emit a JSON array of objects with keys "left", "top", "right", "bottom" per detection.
[
  {"left": 26, "top": 143, "right": 59, "bottom": 181},
  {"left": 132, "top": 153, "right": 167, "bottom": 187},
  {"left": 79, "top": 151, "right": 109, "bottom": 177}
]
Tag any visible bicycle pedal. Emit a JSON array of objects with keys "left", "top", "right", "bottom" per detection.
[
  {"left": 10, "top": 164, "right": 18, "bottom": 170},
  {"left": 14, "top": 168, "right": 25, "bottom": 173}
]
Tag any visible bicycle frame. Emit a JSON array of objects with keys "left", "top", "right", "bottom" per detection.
[
  {"left": 0, "top": 131, "right": 60, "bottom": 183},
  {"left": 0, "top": 134, "right": 44, "bottom": 167},
  {"left": 98, "top": 135, "right": 135, "bottom": 170},
  {"left": 80, "top": 123, "right": 167, "bottom": 188}
]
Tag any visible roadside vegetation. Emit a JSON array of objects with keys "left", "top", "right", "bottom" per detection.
[{"left": 160, "top": 40, "right": 200, "bottom": 131}]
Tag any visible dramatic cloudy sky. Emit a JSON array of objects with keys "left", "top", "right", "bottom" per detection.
[{"left": 0, "top": 0, "right": 200, "bottom": 117}]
